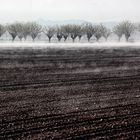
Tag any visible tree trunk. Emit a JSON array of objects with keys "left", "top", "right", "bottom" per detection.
[
  {"left": 79, "top": 36, "right": 81, "bottom": 42},
  {"left": 118, "top": 37, "right": 121, "bottom": 42},
  {"left": 58, "top": 37, "right": 62, "bottom": 42},
  {"left": 12, "top": 37, "right": 15, "bottom": 42},
  {"left": 64, "top": 37, "right": 67, "bottom": 42},
  {"left": 88, "top": 38, "right": 90, "bottom": 42},
  {"left": 32, "top": 37, "right": 35, "bottom": 42},
  {"left": 24, "top": 36, "right": 27, "bottom": 41},
  {"left": 72, "top": 38, "right": 75, "bottom": 43},
  {"left": 125, "top": 35, "right": 129, "bottom": 42},
  {"left": 11, "top": 35, "right": 16, "bottom": 42},
  {"left": 49, "top": 38, "right": 51, "bottom": 43}
]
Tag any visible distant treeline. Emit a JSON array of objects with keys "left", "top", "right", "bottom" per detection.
[{"left": 0, "top": 21, "right": 139, "bottom": 42}]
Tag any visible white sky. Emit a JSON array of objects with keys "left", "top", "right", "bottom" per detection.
[{"left": 0, "top": 0, "right": 139, "bottom": 22}]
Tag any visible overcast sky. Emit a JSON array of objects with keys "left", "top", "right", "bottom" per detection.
[{"left": 0, "top": 0, "right": 139, "bottom": 23}]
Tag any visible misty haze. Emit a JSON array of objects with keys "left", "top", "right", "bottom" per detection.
[{"left": 0, "top": 0, "right": 140, "bottom": 140}]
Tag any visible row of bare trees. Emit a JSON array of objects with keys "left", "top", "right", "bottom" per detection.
[{"left": 0, "top": 21, "right": 139, "bottom": 42}]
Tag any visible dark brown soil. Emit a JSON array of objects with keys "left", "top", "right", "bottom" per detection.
[{"left": 0, "top": 47, "right": 140, "bottom": 139}]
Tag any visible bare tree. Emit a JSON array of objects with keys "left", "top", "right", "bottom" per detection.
[
  {"left": 56, "top": 26, "right": 63, "bottom": 42},
  {"left": 61, "top": 25, "right": 71, "bottom": 42},
  {"left": 28, "top": 22, "right": 42, "bottom": 41},
  {"left": 83, "top": 23, "right": 95, "bottom": 42},
  {"left": 94, "top": 25, "right": 103, "bottom": 42},
  {"left": 137, "top": 24, "right": 140, "bottom": 32},
  {"left": 7, "top": 22, "right": 34, "bottom": 42},
  {"left": 43, "top": 26, "right": 56, "bottom": 42},
  {"left": 77, "top": 25, "right": 84, "bottom": 42},
  {"left": 69, "top": 24, "right": 82, "bottom": 42},
  {"left": 100, "top": 25, "right": 111, "bottom": 41},
  {"left": 2, "top": 20, "right": 138, "bottom": 43},
  {"left": 114, "top": 21, "right": 135, "bottom": 42},
  {"left": 7, "top": 23, "right": 18, "bottom": 41},
  {"left": 14, "top": 23, "right": 24, "bottom": 41},
  {"left": 122, "top": 21, "right": 135, "bottom": 42},
  {"left": 114, "top": 24, "right": 123, "bottom": 42},
  {"left": 22, "top": 22, "right": 31, "bottom": 40},
  {"left": 0, "top": 24, "right": 6, "bottom": 39}
]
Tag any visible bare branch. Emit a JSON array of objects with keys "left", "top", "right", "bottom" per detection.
[
  {"left": 100, "top": 25, "right": 111, "bottom": 41},
  {"left": 61, "top": 25, "right": 71, "bottom": 42},
  {"left": 0, "top": 24, "right": 5, "bottom": 38},
  {"left": 28, "top": 22, "right": 42, "bottom": 41},
  {"left": 7, "top": 23, "right": 18, "bottom": 41},
  {"left": 83, "top": 23, "right": 95, "bottom": 42},
  {"left": 114, "top": 21, "right": 135, "bottom": 42},
  {"left": 56, "top": 26, "right": 63, "bottom": 42},
  {"left": 43, "top": 26, "right": 56, "bottom": 42}
]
